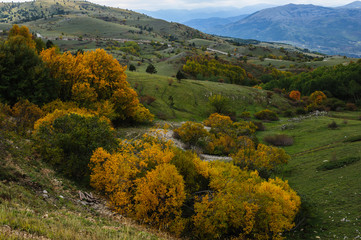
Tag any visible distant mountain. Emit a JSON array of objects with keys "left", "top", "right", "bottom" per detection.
[
  {"left": 140, "top": 4, "right": 275, "bottom": 23},
  {"left": 192, "top": 4, "right": 361, "bottom": 57},
  {"left": 183, "top": 15, "right": 248, "bottom": 33},
  {"left": 339, "top": 1, "right": 361, "bottom": 8}
]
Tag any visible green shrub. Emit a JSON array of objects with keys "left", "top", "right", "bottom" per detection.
[
  {"left": 328, "top": 121, "right": 338, "bottom": 129},
  {"left": 254, "top": 109, "right": 279, "bottom": 121},
  {"left": 264, "top": 134, "right": 294, "bottom": 146},
  {"left": 239, "top": 111, "right": 251, "bottom": 120},
  {"left": 317, "top": 157, "right": 360, "bottom": 171},
  {"left": 34, "top": 113, "right": 118, "bottom": 184}
]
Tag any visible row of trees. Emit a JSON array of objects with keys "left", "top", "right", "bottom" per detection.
[
  {"left": 263, "top": 61, "right": 361, "bottom": 104},
  {"left": 182, "top": 55, "right": 251, "bottom": 85}
]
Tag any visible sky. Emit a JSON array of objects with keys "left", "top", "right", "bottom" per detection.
[{"left": 0, "top": 0, "right": 357, "bottom": 10}]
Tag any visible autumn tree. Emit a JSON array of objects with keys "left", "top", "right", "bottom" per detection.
[
  {"left": 134, "top": 164, "right": 186, "bottom": 234},
  {"left": 193, "top": 161, "right": 300, "bottom": 240},
  {"left": 40, "top": 48, "right": 153, "bottom": 123},
  {"left": 289, "top": 90, "right": 301, "bottom": 101}
]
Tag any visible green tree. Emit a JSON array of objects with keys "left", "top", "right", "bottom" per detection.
[
  {"left": 146, "top": 63, "right": 157, "bottom": 74},
  {"left": 0, "top": 26, "right": 58, "bottom": 105},
  {"left": 208, "top": 94, "right": 230, "bottom": 114},
  {"left": 129, "top": 64, "right": 136, "bottom": 72}
]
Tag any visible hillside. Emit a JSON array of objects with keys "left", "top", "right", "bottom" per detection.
[{"left": 187, "top": 4, "right": 361, "bottom": 57}]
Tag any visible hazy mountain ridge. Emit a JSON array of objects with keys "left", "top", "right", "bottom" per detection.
[
  {"left": 184, "top": 2, "right": 361, "bottom": 57},
  {"left": 141, "top": 4, "right": 275, "bottom": 23}
]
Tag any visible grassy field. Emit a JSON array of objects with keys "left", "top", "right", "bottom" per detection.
[
  {"left": 126, "top": 71, "right": 291, "bottom": 121},
  {"left": 256, "top": 111, "right": 361, "bottom": 239}
]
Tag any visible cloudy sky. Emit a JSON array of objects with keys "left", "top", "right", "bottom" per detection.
[{"left": 1, "top": 0, "right": 356, "bottom": 10}]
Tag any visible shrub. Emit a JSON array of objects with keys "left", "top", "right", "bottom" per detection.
[
  {"left": 324, "top": 98, "right": 345, "bottom": 111},
  {"left": 264, "top": 134, "right": 294, "bottom": 146},
  {"left": 11, "top": 99, "right": 44, "bottom": 134},
  {"left": 254, "top": 109, "right": 279, "bottom": 121},
  {"left": 208, "top": 94, "right": 230, "bottom": 114},
  {"left": 328, "top": 121, "right": 338, "bottom": 129},
  {"left": 173, "top": 121, "right": 209, "bottom": 148},
  {"left": 34, "top": 112, "right": 118, "bottom": 184},
  {"left": 289, "top": 90, "right": 301, "bottom": 101},
  {"left": 146, "top": 63, "right": 157, "bottom": 74},
  {"left": 283, "top": 109, "right": 295, "bottom": 117},
  {"left": 345, "top": 102, "right": 357, "bottom": 111},
  {"left": 239, "top": 111, "right": 251, "bottom": 120},
  {"left": 317, "top": 157, "right": 360, "bottom": 171},
  {"left": 193, "top": 162, "right": 300, "bottom": 240},
  {"left": 139, "top": 95, "right": 156, "bottom": 105},
  {"left": 253, "top": 121, "right": 266, "bottom": 131},
  {"left": 134, "top": 164, "right": 186, "bottom": 235},
  {"left": 296, "top": 107, "right": 307, "bottom": 115}
]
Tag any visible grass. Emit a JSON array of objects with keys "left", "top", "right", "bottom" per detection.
[
  {"left": 255, "top": 112, "right": 361, "bottom": 239},
  {"left": 126, "top": 71, "right": 291, "bottom": 121}
]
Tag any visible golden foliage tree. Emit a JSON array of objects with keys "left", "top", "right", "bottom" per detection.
[
  {"left": 193, "top": 161, "right": 301, "bottom": 240},
  {"left": 134, "top": 163, "right": 186, "bottom": 234},
  {"left": 40, "top": 48, "right": 153, "bottom": 123}
]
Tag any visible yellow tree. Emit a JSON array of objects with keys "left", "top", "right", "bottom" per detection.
[
  {"left": 40, "top": 48, "right": 153, "bottom": 122},
  {"left": 193, "top": 161, "right": 301, "bottom": 240},
  {"left": 134, "top": 163, "right": 186, "bottom": 235},
  {"left": 7, "top": 24, "right": 35, "bottom": 49}
]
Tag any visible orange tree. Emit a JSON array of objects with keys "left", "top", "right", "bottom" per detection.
[{"left": 289, "top": 90, "right": 301, "bottom": 101}]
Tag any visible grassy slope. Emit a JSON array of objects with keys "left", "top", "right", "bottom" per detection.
[
  {"left": 256, "top": 112, "right": 361, "bottom": 239},
  {"left": 0, "top": 131, "right": 169, "bottom": 240},
  {"left": 126, "top": 71, "right": 291, "bottom": 121}
]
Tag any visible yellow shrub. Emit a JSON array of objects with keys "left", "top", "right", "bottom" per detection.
[{"left": 134, "top": 163, "right": 186, "bottom": 235}]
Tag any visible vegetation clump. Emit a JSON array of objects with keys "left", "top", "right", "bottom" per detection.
[
  {"left": 254, "top": 109, "right": 279, "bottom": 121},
  {"left": 317, "top": 157, "right": 360, "bottom": 171},
  {"left": 34, "top": 110, "right": 118, "bottom": 184},
  {"left": 264, "top": 134, "right": 294, "bottom": 146},
  {"left": 89, "top": 132, "right": 301, "bottom": 239}
]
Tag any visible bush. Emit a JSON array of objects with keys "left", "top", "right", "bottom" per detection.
[
  {"left": 139, "top": 95, "right": 156, "bottom": 105},
  {"left": 317, "top": 157, "right": 360, "bottom": 171},
  {"left": 34, "top": 112, "right": 118, "bottom": 184},
  {"left": 328, "top": 121, "right": 338, "bottom": 129},
  {"left": 264, "top": 134, "right": 294, "bottom": 146},
  {"left": 239, "top": 111, "right": 251, "bottom": 120},
  {"left": 345, "top": 102, "right": 357, "bottom": 111},
  {"left": 254, "top": 109, "right": 279, "bottom": 121},
  {"left": 11, "top": 99, "right": 44, "bottom": 134},
  {"left": 253, "top": 121, "right": 266, "bottom": 131},
  {"left": 208, "top": 94, "right": 231, "bottom": 115},
  {"left": 146, "top": 63, "right": 157, "bottom": 74},
  {"left": 173, "top": 121, "right": 210, "bottom": 148}
]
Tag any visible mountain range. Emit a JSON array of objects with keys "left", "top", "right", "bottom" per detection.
[
  {"left": 140, "top": 4, "right": 275, "bottom": 23},
  {"left": 184, "top": 2, "right": 361, "bottom": 57}
]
